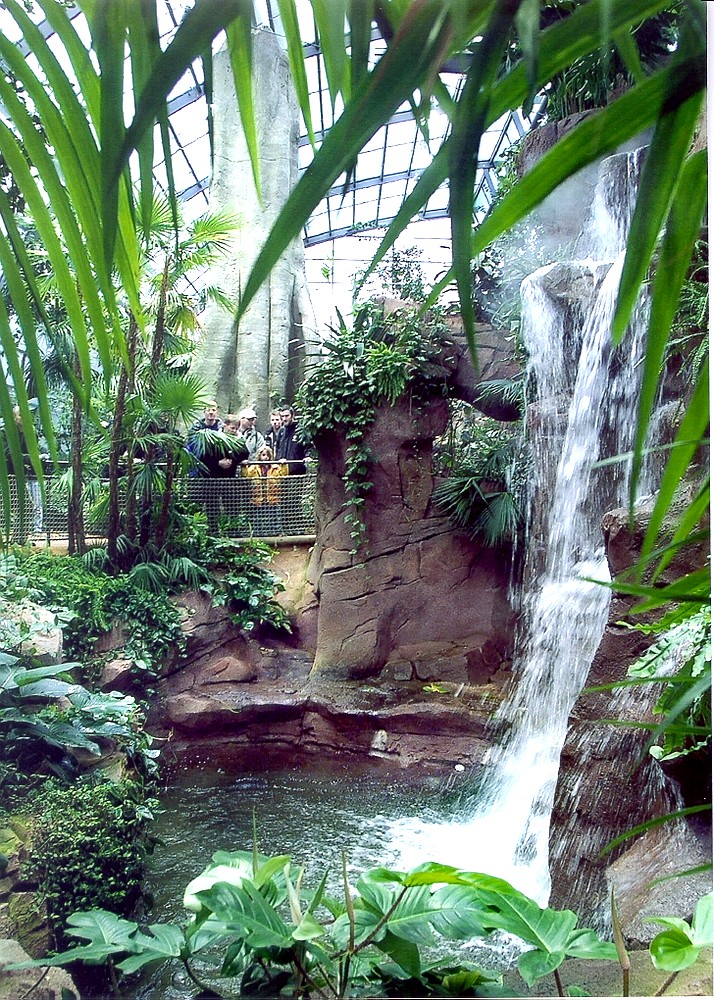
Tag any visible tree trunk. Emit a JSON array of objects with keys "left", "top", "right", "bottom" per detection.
[
  {"left": 67, "top": 351, "right": 85, "bottom": 555},
  {"left": 107, "top": 315, "right": 139, "bottom": 566}
]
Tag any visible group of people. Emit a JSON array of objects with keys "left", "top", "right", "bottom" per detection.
[
  {"left": 187, "top": 402, "right": 309, "bottom": 535},
  {"left": 187, "top": 402, "right": 308, "bottom": 478}
]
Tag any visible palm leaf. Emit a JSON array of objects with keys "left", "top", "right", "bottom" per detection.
[
  {"left": 226, "top": 2, "right": 262, "bottom": 203},
  {"left": 109, "top": 0, "right": 250, "bottom": 260},
  {"left": 639, "top": 361, "right": 710, "bottom": 579},
  {"left": 90, "top": 0, "right": 131, "bottom": 274},
  {"left": 312, "top": 0, "right": 349, "bottom": 107},
  {"left": 128, "top": 0, "right": 164, "bottom": 244},
  {"left": 449, "top": 0, "right": 521, "bottom": 360},
  {"left": 628, "top": 148, "right": 707, "bottom": 507},
  {"left": 277, "top": 0, "right": 316, "bottom": 146}
]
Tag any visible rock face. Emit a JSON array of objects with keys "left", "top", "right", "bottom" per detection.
[
  {"left": 548, "top": 503, "right": 711, "bottom": 935},
  {"left": 0, "top": 939, "right": 79, "bottom": 999},
  {"left": 306, "top": 343, "right": 517, "bottom": 681},
  {"left": 193, "top": 30, "right": 320, "bottom": 421}
]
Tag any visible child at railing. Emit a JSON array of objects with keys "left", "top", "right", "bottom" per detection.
[{"left": 241, "top": 445, "right": 288, "bottom": 536}]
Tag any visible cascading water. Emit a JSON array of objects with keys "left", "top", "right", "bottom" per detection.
[{"left": 391, "top": 147, "right": 656, "bottom": 904}]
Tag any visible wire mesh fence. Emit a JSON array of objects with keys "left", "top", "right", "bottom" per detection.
[{"left": 1, "top": 471, "right": 317, "bottom": 545}]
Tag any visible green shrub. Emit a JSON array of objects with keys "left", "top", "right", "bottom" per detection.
[
  {"left": 22, "top": 778, "right": 157, "bottom": 948},
  {"left": 3, "top": 549, "right": 185, "bottom": 688}
]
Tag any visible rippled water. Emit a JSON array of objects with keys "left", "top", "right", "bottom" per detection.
[{"left": 132, "top": 752, "right": 475, "bottom": 998}]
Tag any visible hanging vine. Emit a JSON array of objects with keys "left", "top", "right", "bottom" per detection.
[{"left": 297, "top": 301, "right": 444, "bottom": 554}]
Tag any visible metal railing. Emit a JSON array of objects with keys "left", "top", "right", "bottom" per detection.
[{"left": 1, "top": 472, "right": 317, "bottom": 545}]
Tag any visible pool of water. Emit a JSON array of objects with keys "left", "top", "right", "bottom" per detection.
[{"left": 134, "top": 750, "right": 475, "bottom": 998}]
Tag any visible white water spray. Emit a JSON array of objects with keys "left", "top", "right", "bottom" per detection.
[{"left": 391, "top": 148, "right": 653, "bottom": 902}]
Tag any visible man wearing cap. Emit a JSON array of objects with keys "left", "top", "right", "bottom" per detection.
[{"left": 238, "top": 407, "right": 265, "bottom": 459}]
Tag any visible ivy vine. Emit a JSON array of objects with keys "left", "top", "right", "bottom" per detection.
[{"left": 298, "top": 301, "right": 444, "bottom": 553}]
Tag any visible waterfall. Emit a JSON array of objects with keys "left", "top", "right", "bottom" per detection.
[{"left": 391, "top": 147, "right": 655, "bottom": 904}]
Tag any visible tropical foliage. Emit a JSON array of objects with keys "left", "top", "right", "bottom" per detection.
[
  {"left": 16, "top": 848, "right": 714, "bottom": 997},
  {"left": 17, "top": 852, "right": 621, "bottom": 997},
  {"left": 298, "top": 301, "right": 444, "bottom": 552},
  {"left": 0, "top": 649, "right": 157, "bottom": 803},
  {"left": 21, "top": 777, "right": 159, "bottom": 949}
]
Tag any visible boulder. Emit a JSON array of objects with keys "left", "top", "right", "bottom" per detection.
[
  {"left": 308, "top": 392, "right": 516, "bottom": 680},
  {"left": 0, "top": 938, "right": 79, "bottom": 999},
  {"left": 14, "top": 602, "right": 63, "bottom": 664}
]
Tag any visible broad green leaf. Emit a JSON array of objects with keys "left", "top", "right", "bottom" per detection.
[
  {"left": 564, "top": 928, "right": 618, "bottom": 961},
  {"left": 477, "top": 890, "right": 578, "bottom": 955},
  {"left": 292, "top": 910, "right": 324, "bottom": 941},
  {"left": 17, "top": 679, "right": 76, "bottom": 699},
  {"left": 66, "top": 908, "right": 140, "bottom": 948},
  {"left": 184, "top": 863, "right": 249, "bottom": 912},
  {"left": 360, "top": 866, "right": 408, "bottom": 885},
  {"left": 331, "top": 902, "right": 384, "bottom": 949},
  {"left": 117, "top": 923, "right": 185, "bottom": 973},
  {"left": 518, "top": 947, "right": 565, "bottom": 986},
  {"left": 430, "top": 883, "right": 489, "bottom": 940},
  {"left": 375, "top": 928, "right": 421, "bottom": 977},
  {"left": 403, "top": 862, "right": 464, "bottom": 886},
  {"left": 9, "top": 663, "right": 77, "bottom": 687},
  {"left": 358, "top": 878, "right": 398, "bottom": 916},
  {"left": 386, "top": 885, "right": 437, "bottom": 945},
  {"left": 691, "top": 893, "right": 713, "bottom": 947},
  {"left": 649, "top": 927, "right": 701, "bottom": 972},
  {"left": 197, "top": 880, "right": 293, "bottom": 950},
  {"left": 254, "top": 854, "right": 292, "bottom": 887}
]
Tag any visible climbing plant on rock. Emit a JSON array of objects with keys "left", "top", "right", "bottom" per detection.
[{"left": 298, "top": 302, "right": 444, "bottom": 553}]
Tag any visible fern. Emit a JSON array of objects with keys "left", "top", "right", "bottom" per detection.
[{"left": 626, "top": 605, "right": 711, "bottom": 761}]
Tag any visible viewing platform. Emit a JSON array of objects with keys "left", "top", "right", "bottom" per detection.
[{"left": 1, "top": 473, "right": 317, "bottom": 547}]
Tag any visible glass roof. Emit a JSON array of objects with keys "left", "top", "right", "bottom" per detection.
[{"left": 5, "top": 1, "right": 545, "bottom": 318}]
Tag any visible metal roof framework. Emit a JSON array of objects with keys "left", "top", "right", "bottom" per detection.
[{"left": 6, "top": 2, "right": 544, "bottom": 256}]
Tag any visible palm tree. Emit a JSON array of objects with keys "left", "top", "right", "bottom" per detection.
[{"left": 102, "top": 193, "right": 239, "bottom": 569}]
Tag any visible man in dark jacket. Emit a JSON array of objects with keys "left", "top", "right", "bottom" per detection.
[
  {"left": 275, "top": 406, "right": 307, "bottom": 475},
  {"left": 187, "top": 401, "right": 225, "bottom": 478}
]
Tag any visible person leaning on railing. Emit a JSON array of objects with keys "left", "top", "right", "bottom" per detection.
[{"left": 241, "top": 445, "right": 287, "bottom": 536}]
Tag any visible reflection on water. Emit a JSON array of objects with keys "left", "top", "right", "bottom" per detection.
[{"left": 135, "top": 752, "right": 472, "bottom": 998}]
